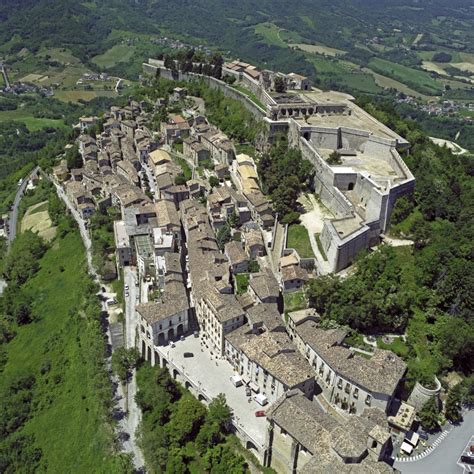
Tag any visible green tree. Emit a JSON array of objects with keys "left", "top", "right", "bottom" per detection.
[
  {"left": 418, "top": 398, "right": 440, "bottom": 432},
  {"left": 327, "top": 151, "right": 342, "bottom": 165},
  {"left": 444, "top": 385, "right": 462, "bottom": 423},
  {"left": 274, "top": 76, "right": 287, "bottom": 93},
  {"left": 166, "top": 394, "right": 207, "bottom": 446},
  {"left": 209, "top": 176, "right": 220, "bottom": 188},
  {"left": 203, "top": 444, "right": 248, "bottom": 473},
  {"left": 217, "top": 223, "right": 232, "bottom": 250},
  {"left": 111, "top": 347, "right": 140, "bottom": 384}
]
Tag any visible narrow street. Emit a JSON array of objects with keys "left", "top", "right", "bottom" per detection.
[{"left": 53, "top": 179, "right": 145, "bottom": 470}]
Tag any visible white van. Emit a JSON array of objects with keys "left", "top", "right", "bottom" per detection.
[
  {"left": 254, "top": 393, "right": 268, "bottom": 406},
  {"left": 230, "top": 375, "right": 243, "bottom": 387}
]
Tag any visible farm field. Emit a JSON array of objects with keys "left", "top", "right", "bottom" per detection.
[
  {"left": 54, "top": 89, "right": 118, "bottom": 103},
  {"left": 0, "top": 109, "right": 66, "bottom": 130},
  {"left": 21, "top": 200, "right": 56, "bottom": 241},
  {"left": 91, "top": 44, "right": 136, "bottom": 69},
  {"left": 290, "top": 43, "right": 346, "bottom": 57},
  {"left": 368, "top": 57, "right": 444, "bottom": 95},
  {"left": 362, "top": 67, "right": 428, "bottom": 98}
]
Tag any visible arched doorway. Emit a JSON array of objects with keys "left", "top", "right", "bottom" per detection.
[
  {"left": 348, "top": 182, "right": 354, "bottom": 191},
  {"left": 141, "top": 340, "right": 146, "bottom": 358},
  {"left": 158, "top": 333, "right": 165, "bottom": 345},
  {"left": 177, "top": 324, "right": 184, "bottom": 337},
  {"left": 246, "top": 440, "right": 258, "bottom": 455},
  {"left": 303, "top": 132, "right": 310, "bottom": 141},
  {"left": 147, "top": 346, "right": 151, "bottom": 362},
  {"left": 168, "top": 328, "right": 174, "bottom": 340},
  {"left": 154, "top": 351, "right": 160, "bottom": 366},
  {"left": 185, "top": 381, "right": 192, "bottom": 391},
  {"left": 172, "top": 369, "right": 180, "bottom": 380}
]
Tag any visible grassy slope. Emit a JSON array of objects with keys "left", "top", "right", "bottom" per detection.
[
  {"left": 1, "top": 232, "right": 117, "bottom": 472},
  {"left": 92, "top": 44, "right": 136, "bottom": 69},
  {"left": 0, "top": 110, "right": 66, "bottom": 131}
]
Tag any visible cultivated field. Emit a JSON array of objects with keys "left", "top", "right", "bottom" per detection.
[
  {"left": 290, "top": 43, "right": 346, "bottom": 57},
  {"left": 21, "top": 201, "right": 57, "bottom": 241}
]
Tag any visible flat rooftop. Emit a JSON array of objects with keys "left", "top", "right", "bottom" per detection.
[
  {"left": 331, "top": 214, "right": 365, "bottom": 239},
  {"left": 318, "top": 149, "right": 405, "bottom": 187},
  {"left": 292, "top": 90, "right": 405, "bottom": 142}
]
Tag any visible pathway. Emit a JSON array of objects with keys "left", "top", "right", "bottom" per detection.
[
  {"left": 53, "top": 178, "right": 145, "bottom": 470},
  {"left": 394, "top": 410, "right": 474, "bottom": 474}
]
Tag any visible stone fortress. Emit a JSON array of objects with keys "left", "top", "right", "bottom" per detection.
[
  {"left": 144, "top": 57, "right": 415, "bottom": 272},
  {"left": 222, "top": 60, "right": 415, "bottom": 272}
]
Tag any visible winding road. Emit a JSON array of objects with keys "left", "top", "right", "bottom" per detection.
[{"left": 7, "top": 166, "right": 40, "bottom": 244}]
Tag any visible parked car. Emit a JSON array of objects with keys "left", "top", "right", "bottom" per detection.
[
  {"left": 255, "top": 410, "right": 266, "bottom": 417},
  {"left": 245, "top": 387, "right": 252, "bottom": 397},
  {"left": 107, "top": 298, "right": 117, "bottom": 305},
  {"left": 418, "top": 431, "right": 429, "bottom": 441},
  {"left": 124, "top": 285, "right": 129, "bottom": 291},
  {"left": 183, "top": 352, "right": 194, "bottom": 358},
  {"left": 125, "top": 291, "right": 129, "bottom": 298}
]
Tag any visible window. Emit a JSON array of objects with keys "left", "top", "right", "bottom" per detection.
[
  {"left": 337, "top": 379, "right": 343, "bottom": 389},
  {"left": 365, "top": 395, "right": 372, "bottom": 406},
  {"left": 353, "top": 388, "right": 359, "bottom": 399},
  {"left": 345, "top": 383, "right": 351, "bottom": 394}
]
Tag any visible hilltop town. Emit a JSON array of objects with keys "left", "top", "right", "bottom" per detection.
[{"left": 49, "top": 57, "right": 457, "bottom": 472}]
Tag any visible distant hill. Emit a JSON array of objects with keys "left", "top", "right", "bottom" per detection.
[{"left": 1, "top": 0, "right": 474, "bottom": 97}]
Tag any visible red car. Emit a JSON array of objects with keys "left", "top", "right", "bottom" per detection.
[{"left": 255, "top": 410, "right": 266, "bottom": 417}]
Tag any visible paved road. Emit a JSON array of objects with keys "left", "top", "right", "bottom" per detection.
[
  {"left": 8, "top": 166, "right": 40, "bottom": 244},
  {"left": 395, "top": 410, "right": 474, "bottom": 474},
  {"left": 54, "top": 179, "right": 145, "bottom": 470}
]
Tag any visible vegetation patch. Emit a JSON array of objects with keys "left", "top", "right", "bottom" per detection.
[
  {"left": 284, "top": 290, "right": 307, "bottom": 312},
  {"left": 0, "top": 229, "right": 128, "bottom": 472},
  {"left": 235, "top": 273, "right": 250, "bottom": 295},
  {"left": 287, "top": 224, "right": 314, "bottom": 259},
  {"left": 92, "top": 44, "right": 136, "bottom": 69}
]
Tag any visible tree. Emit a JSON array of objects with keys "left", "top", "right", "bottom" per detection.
[
  {"left": 112, "top": 347, "right": 141, "bottom": 384},
  {"left": 327, "top": 151, "right": 342, "bottom": 165},
  {"left": 166, "top": 394, "right": 207, "bottom": 446},
  {"left": 203, "top": 444, "right": 247, "bottom": 473},
  {"left": 216, "top": 223, "right": 231, "bottom": 250},
  {"left": 445, "top": 385, "right": 463, "bottom": 423},
  {"left": 209, "top": 176, "right": 220, "bottom": 188},
  {"left": 307, "top": 274, "right": 341, "bottom": 314},
  {"left": 274, "top": 76, "right": 287, "bottom": 93},
  {"left": 390, "top": 196, "right": 414, "bottom": 225},
  {"left": 174, "top": 174, "right": 186, "bottom": 185},
  {"left": 418, "top": 398, "right": 440, "bottom": 432},
  {"left": 207, "top": 394, "right": 232, "bottom": 430},
  {"left": 433, "top": 52, "right": 452, "bottom": 63}
]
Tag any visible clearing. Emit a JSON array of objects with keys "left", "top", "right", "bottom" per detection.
[
  {"left": 21, "top": 200, "right": 57, "bottom": 242},
  {"left": 92, "top": 44, "right": 136, "bottom": 69},
  {"left": 450, "top": 62, "right": 474, "bottom": 74},
  {"left": 0, "top": 109, "right": 65, "bottom": 130},
  {"left": 253, "top": 22, "right": 287, "bottom": 48},
  {"left": 287, "top": 224, "right": 314, "bottom": 259}
]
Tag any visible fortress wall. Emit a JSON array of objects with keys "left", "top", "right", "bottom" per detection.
[
  {"left": 333, "top": 171, "right": 358, "bottom": 190},
  {"left": 308, "top": 128, "right": 340, "bottom": 149},
  {"left": 339, "top": 127, "right": 369, "bottom": 150},
  {"left": 143, "top": 64, "right": 267, "bottom": 119}
]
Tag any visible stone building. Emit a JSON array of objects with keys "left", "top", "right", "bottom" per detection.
[{"left": 265, "top": 390, "right": 395, "bottom": 473}]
